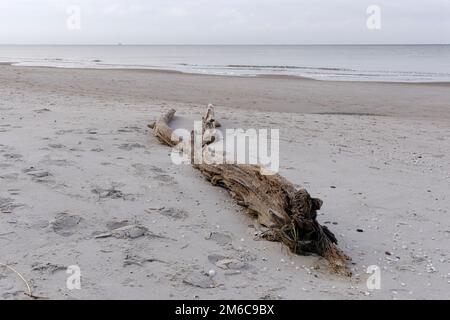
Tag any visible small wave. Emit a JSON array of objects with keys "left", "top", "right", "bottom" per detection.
[
  {"left": 224, "top": 65, "right": 354, "bottom": 72},
  {"left": 5, "top": 59, "right": 450, "bottom": 83},
  {"left": 176, "top": 63, "right": 354, "bottom": 72}
]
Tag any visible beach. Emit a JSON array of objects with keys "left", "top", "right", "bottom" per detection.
[{"left": 1, "top": 64, "right": 449, "bottom": 299}]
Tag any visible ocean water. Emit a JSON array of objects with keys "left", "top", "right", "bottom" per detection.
[{"left": 1, "top": 45, "right": 449, "bottom": 82}]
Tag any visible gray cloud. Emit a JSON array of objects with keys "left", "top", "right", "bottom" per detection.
[{"left": 0, "top": 0, "right": 449, "bottom": 44}]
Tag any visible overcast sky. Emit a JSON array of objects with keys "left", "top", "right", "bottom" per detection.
[{"left": 0, "top": 0, "right": 449, "bottom": 44}]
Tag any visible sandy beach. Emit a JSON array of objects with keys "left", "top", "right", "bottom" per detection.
[{"left": 1, "top": 64, "right": 449, "bottom": 300}]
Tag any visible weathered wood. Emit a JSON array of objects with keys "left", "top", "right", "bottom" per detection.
[
  {"left": 150, "top": 106, "right": 351, "bottom": 275},
  {"left": 149, "top": 108, "right": 179, "bottom": 147}
]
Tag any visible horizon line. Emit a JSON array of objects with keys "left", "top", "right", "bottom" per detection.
[{"left": 1, "top": 43, "right": 449, "bottom": 46}]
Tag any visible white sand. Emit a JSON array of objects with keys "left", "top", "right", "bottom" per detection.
[{"left": 0, "top": 65, "right": 449, "bottom": 299}]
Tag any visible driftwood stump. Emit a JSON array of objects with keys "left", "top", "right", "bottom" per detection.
[{"left": 149, "top": 106, "right": 351, "bottom": 275}]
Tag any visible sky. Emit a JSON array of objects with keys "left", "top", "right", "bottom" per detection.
[{"left": 0, "top": 0, "right": 449, "bottom": 45}]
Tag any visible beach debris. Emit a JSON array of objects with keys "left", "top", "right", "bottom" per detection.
[
  {"left": 149, "top": 106, "right": 351, "bottom": 275},
  {"left": 426, "top": 263, "right": 436, "bottom": 273},
  {"left": 0, "top": 263, "right": 46, "bottom": 299},
  {"left": 93, "top": 232, "right": 113, "bottom": 239},
  {"left": 117, "top": 126, "right": 141, "bottom": 133},
  {"left": 34, "top": 108, "right": 51, "bottom": 113},
  {"left": 207, "top": 269, "right": 217, "bottom": 277}
]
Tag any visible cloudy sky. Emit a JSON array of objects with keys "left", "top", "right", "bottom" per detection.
[{"left": 0, "top": 0, "right": 449, "bottom": 44}]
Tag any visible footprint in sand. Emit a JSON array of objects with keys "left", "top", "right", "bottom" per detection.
[
  {"left": 123, "top": 252, "right": 166, "bottom": 267},
  {"left": 0, "top": 197, "right": 22, "bottom": 214},
  {"left": 41, "top": 156, "right": 74, "bottom": 167},
  {"left": 206, "top": 232, "right": 233, "bottom": 246},
  {"left": 23, "top": 167, "right": 53, "bottom": 183},
  {"left": 55, "top": 129, "right": 80, "bottom": 136},
  {"left": 105, "top": 220, "right": 131, "bottom": 230},
  {"left": 119, "top": 143, "right": 145, "bottom": 151},
  {"left": 183, "top": 271, "right": 218, "bottom": 289},
  {"left": 117, "top": 126, "right": 142, "bottom": 134},
  {"left": 50, "top": 213, "right": 83, "bottom": 237},
  {"left": 94, "top": 224, "right": 149, "bottom": 240},
  {"left": 48, "top": 143, "right": 65, "bottom": 149},
  {"left": 146, "top": 207, "right": 188, "bottom": 220},
  {"left": 33, "top": 108, "right": 51, "bottom": 114},
  {"left": 3, "top": 153, "right": 23, "bottom": 160},
  {"left": 31, "top": 262, "right": 66, "bottom": 275},
  {"left": 207, "top": 254, "right": 256, "bottom": 275},
  {"left": 0, "top": 173, "right": 19, "bottom": 180},
  {"left": 7, "top": 189, "right": 20, "bottom": 196},
  {"left": 91, "top": 186, "right": 128, "bottom": 200},
  {"left": 132, "top": 163, "right": 176, "bottom": 184}
]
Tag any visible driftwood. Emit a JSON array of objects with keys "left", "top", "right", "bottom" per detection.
[{"left": 149, "top": 106, "right": 351, "bottom": 275}]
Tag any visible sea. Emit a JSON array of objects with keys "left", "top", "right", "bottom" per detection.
[{"left": 1, "top": 45, "right": 449, "bottom": 82}]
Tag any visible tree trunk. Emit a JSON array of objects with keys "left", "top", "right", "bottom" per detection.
[{"left": 149, "top": 106, "right": 351, "bottom": 275}]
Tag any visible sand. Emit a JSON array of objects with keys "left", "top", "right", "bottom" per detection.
[{"left": 0, "top": 65, "right": 449, "bottom": 300}]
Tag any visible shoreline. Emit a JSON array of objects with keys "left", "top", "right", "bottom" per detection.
[
  {"left": 2, "top": 62, "right": 450, "bottom": 86},
  {"left": 2, "top": 64, "right": 450, "bottom": 120}
]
